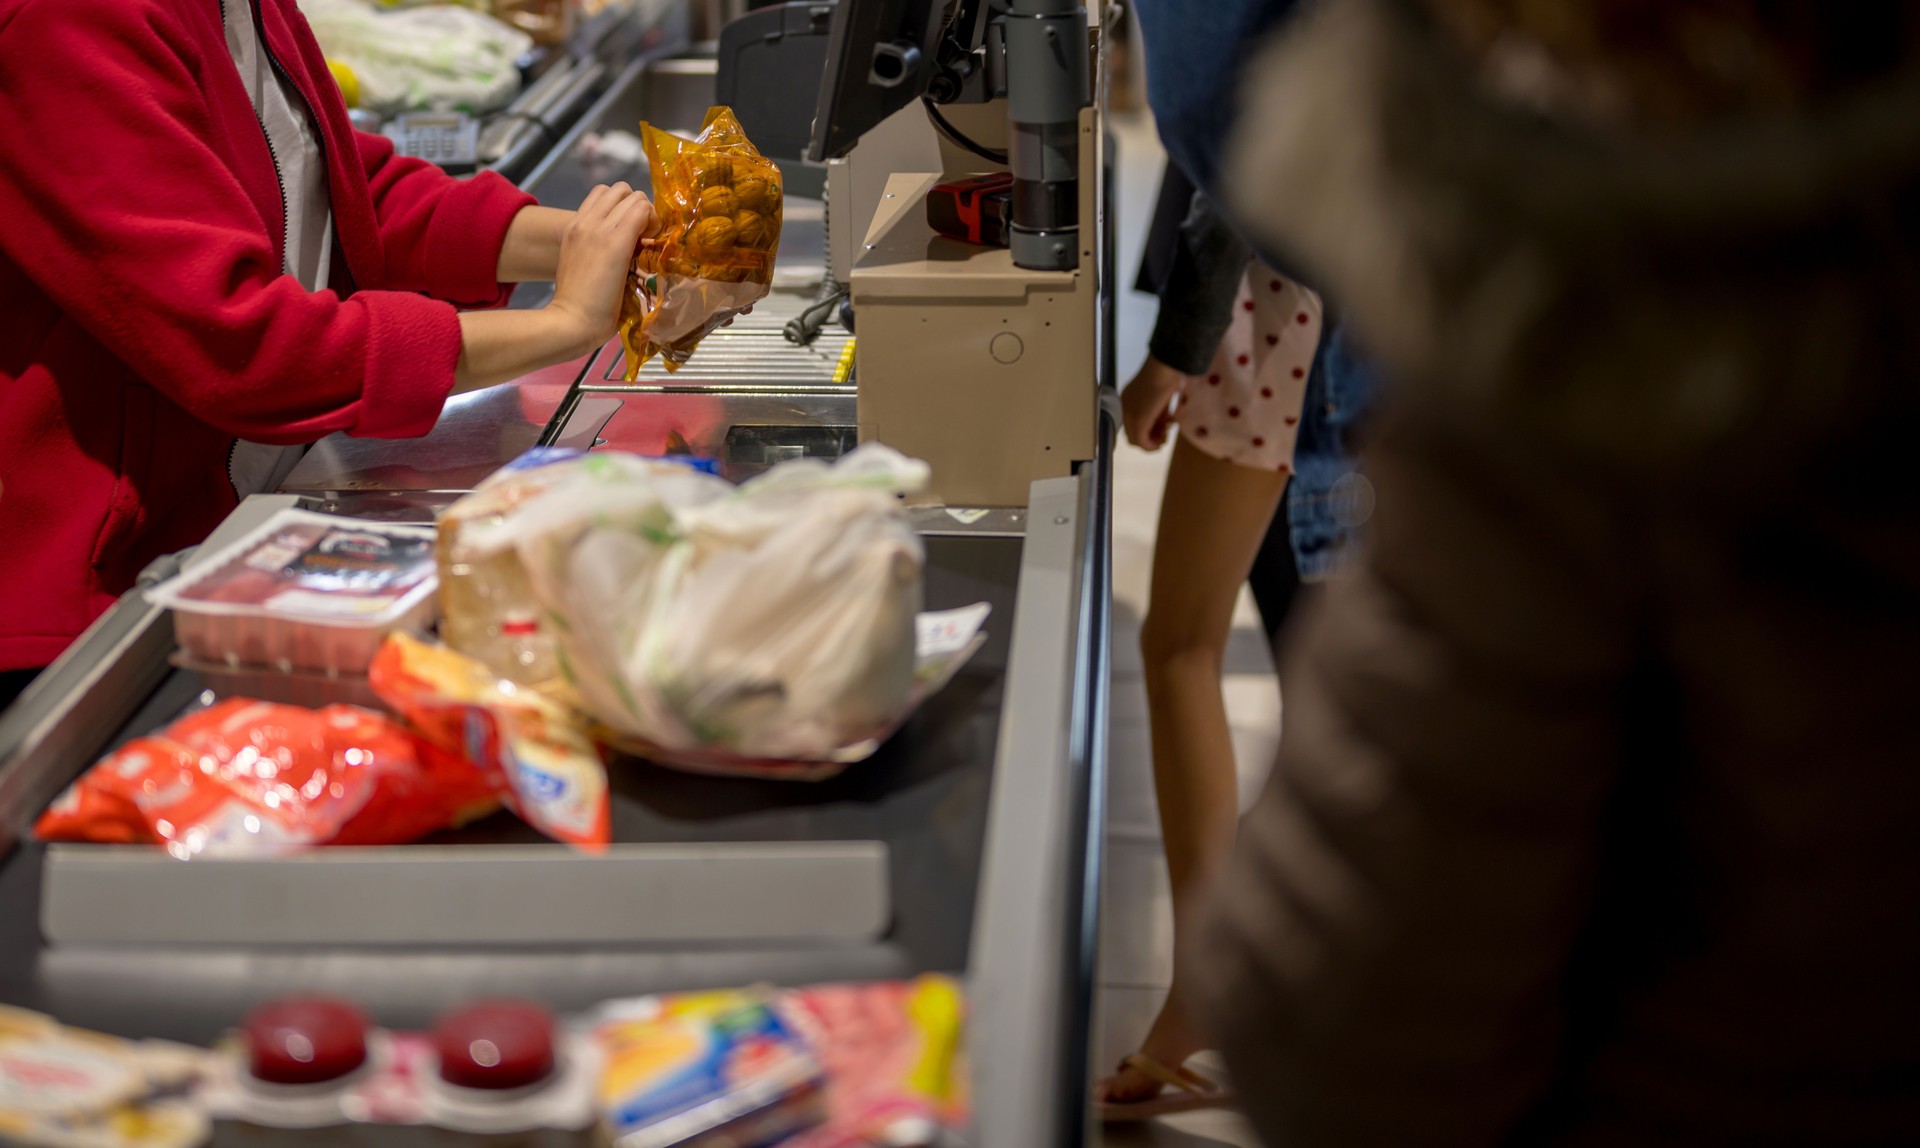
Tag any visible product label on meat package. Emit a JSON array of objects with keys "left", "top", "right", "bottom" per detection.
[
  {"left": 261, "top": 588, "right": 409, "bottom": 619},
  {"left": 287, "top": 529, "right": 436, "bottom": 592}
]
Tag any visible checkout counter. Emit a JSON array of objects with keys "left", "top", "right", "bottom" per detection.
[{"left": 0, "top": 5, "right": 1114, "bottom": 1144}]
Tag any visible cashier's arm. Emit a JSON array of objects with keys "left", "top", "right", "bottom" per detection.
[
  {"left": 452, "top": 183, "right": 656, "bottom": 393},
  {"left": 492, "top": 205, "right": 573, "bottom": 283}
]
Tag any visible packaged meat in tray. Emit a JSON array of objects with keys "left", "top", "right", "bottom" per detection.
[{"left": 146, "top": 509, "right": 438, "bottom": 675}]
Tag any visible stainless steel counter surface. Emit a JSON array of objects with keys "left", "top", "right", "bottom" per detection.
[{"left": 278, "top": 357, "right": 585, "bottom": 496}]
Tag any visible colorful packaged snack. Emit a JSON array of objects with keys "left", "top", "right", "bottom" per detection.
[
  {"left": 775, "top": 977, "right": 969, "bottom": 1148},
  {"left": 617, "top": 106, "right": 783, "bottom": 379},
  {"left": 368, "top": 634, "right": 611, "bottom": 850},
  {"left": 592, "top": 991, "right": 825, "bottom": 1148},
  {"left": 33, "top": 699, "right": 499, "bottom": 857},
  {"left": 0, "top": 1005, "right": 210, "bottom": 1148}
]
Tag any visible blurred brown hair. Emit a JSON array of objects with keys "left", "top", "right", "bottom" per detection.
[{"left": 1425, "top": 0, "right": 1920, "bottom": 119}]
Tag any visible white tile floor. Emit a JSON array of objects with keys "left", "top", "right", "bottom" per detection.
[{"left": 1090, "top": 115, "right": 1280, "bottom": 1148}]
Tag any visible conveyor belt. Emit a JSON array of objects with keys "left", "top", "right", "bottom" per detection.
[{"left": 0, "top": 537, "right": 1019, "bottom": 1048}]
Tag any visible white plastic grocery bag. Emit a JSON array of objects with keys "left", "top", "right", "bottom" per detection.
[{"left": 456, "top": 445, "right": 975, "bottom": 767}]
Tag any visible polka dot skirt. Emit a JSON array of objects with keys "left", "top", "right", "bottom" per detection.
[{"left": 1177, "top": 265, "right": 1321, "bottom": 473}]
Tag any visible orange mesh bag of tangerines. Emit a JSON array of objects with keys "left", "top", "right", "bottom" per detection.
[{"left": 617, "top": 106, "right": 783, "bottom": 380}]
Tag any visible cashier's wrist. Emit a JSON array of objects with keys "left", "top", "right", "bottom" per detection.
[{"left": 542, "top": 301, "right": 609, "bottom": 359}]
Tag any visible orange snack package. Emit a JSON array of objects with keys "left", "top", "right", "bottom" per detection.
[
  {"left": 34, "top": 699, "right": 499, "bottom": 857},
  {"left": 617, "top": 106, "right": 783, "bottom": 379},
  {"left": 369, "top": 634, "right": 611, "bottom": 851}
]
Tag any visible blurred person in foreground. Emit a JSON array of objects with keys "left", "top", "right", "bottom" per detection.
[{"left": 1196, "top": 0, "right": 1920, "bottom": 1144}]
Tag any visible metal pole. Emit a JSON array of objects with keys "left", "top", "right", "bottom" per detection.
[{"left": 1002, "top": 0, "right": 1090, "bottom": 270}]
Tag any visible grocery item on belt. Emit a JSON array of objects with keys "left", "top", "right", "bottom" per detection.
[
  {"left": 592, "top": 990, "right": 825, "bottom": 1148},
  {"left": 198, "top": 995, "right": 597, "bottom": 1133},
  {"left": 145, "top": 509, "right": 438, "bottom": 676},
  {"left": 604, "top": 602, "right": 993, "bottom": 780},
  {"left": 33, "top": 699, "right": 498, "bottom": 857},
  {"left": 438, "top": 447, "right": 586, "bottom": 689},
  {"left": 0, "top": 1005, "right": 210, "bottom": 1148},
  {"left": 617, "top": 106, "right": 783, "bottom": 380},
  {"left": 369, "top": 633, "right": 611, "bottom": 850},
  {"left": 455, "top": 445, "right": 987, "bottom": 774},
  {"left": 775, "top": 977, "right": 969, "bottom": 1148}
]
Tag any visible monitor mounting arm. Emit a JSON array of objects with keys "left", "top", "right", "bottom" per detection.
[{"left": 928, "top": 0, "right": 1088, "bottom": 271}]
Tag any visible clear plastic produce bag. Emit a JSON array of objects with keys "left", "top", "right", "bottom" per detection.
[
  {"left": 301, "top": 0, "right": 531, "bottom": 115},
  {"left": 451, "top": 446, "right": 985, "bottom": 775}
]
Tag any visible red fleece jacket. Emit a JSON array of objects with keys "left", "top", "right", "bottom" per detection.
[{"left": 0, "top": 0, "right": 535, "bottom": 671}]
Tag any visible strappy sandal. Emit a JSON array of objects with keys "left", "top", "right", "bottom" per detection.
[{"left": 1094, "top": 1052, "right": 1237, "bottom": 1122}]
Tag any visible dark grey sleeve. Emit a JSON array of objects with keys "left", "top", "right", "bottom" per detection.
[{"left": 1148, "top": 190, "right": 1250, "bottom": 376}]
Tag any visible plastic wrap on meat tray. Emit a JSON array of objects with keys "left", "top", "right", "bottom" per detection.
[
  {"left": 454, "top": 446, "right": 988, "bottom": 775},
  {"left": 616, "top": 106, "right": 783, "bottom": 380}
]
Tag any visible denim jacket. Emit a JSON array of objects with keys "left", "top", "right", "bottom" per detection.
[{"left": 1289, "top": 324, "right": 1377, "bottom": 579}]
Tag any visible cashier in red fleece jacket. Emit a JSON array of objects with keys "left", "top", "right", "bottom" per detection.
[{"left": 0, "top": 0, "right": 658, "bottom": 703}]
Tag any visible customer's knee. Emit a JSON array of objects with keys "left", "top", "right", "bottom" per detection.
[{"left": 1139, "top": 611, "right": 1226, "bottom": 678}]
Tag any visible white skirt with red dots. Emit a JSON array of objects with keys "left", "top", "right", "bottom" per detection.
[{"left": 1175, "top": 264, "right": 1322, "bottom": 473}]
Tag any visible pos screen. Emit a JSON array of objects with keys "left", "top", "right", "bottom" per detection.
[{"left": 806, "top": 0, "right": 950, "bottom": 161}]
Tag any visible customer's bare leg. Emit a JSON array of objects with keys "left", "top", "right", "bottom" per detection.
[{"left": 1101, "top": 437, "right": 1288, "bottom": 1104}]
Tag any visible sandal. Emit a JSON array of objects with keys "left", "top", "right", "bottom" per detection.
[{"left": 1094, "top": 1052, "right": 1237, "bottom": 1122}]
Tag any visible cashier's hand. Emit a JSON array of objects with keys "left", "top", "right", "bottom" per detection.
[
  {"left": 547, "top": 182, "right": 659, "bottom": 352},
  {"left": 1121, "top": 355, "right": 1186, "bottom": 451}
]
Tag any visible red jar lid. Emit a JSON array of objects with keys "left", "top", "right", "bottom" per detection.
[
  {"left": 242, "top": 997, "right": 370, "bottom": 1086},
  {"left": 433, "top": 1000, "right": 557, "bottom": 1091}
]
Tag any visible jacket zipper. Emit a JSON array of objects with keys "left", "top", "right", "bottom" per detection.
[
  {"left": 252, "top": 0, "right": 343, "bottom": 290},
  {"left": 219, "top": 0, "right": 328, "bottom": 495},
  {"left": 219, "top": 0, "right": 345, "bottom": 289},
  {"left": 217, "top": 0, "right": 291, "bottom": 272}
]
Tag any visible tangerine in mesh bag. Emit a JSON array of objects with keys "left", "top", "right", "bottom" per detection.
[{"left": 618, "top": 106, "right": 783, "bottom": 380}]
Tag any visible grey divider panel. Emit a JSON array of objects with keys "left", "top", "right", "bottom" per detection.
[
  {"left": 965, "top": 473, "right": 1095, "bottom": 1146},
  {"left": 42, "top": 841, "right": 888, "bottom": 948}
]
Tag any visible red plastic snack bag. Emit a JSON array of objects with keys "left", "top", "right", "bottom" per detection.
[
  {"left": 34, "top": 699, "right": 499, "bottom": 857},
  {"left": 369, "top": 634, "right": 611, "bottom": 851}
]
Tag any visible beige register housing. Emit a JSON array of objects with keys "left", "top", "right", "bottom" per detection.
[{"left": 850, "top": 47, "right": 1106, "bottom": 508}]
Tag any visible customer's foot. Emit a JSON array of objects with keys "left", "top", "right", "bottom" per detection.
[
  {"left": 1095, "top": 1006, "right": 1205, "bottom": 1106},
  {"left": 1096, "top": 1052, "right": 1234, "bottom": 1121}
]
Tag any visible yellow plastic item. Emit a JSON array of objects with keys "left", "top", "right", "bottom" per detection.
[
  {"left": 617, "top": 106, "right": 783, "bottom": 380},
  {"left": 327, "top": 59, "right": 359, "bottom": 108},
  {"left": 904, "top": 975, "right": 964, "bottom": 1101}
]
